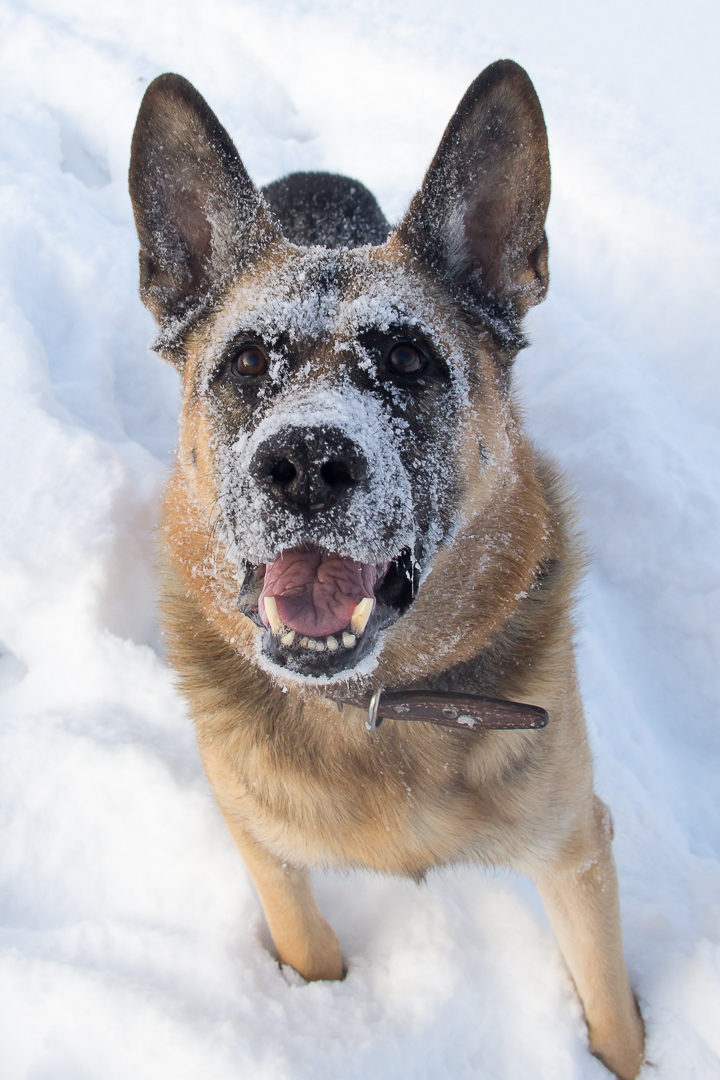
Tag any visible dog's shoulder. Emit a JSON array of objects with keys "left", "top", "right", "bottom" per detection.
[{"left": 261, "top": 171, "right": 390, "bottom": 248}]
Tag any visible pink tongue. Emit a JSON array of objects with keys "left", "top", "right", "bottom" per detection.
[{"left": 259, "top": 549, "right": 378, "bottom": 638}]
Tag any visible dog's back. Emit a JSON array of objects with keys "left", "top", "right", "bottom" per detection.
[{"left": 262, "top": 171, "right": 389, "bottom": 248}]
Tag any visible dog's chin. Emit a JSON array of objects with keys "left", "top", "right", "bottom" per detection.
[
  {"left": 261, "top": 602, "right": 390, "bottom": 680},
  {"left": 240, "top": 546, "right": 418, "bottom": 681}
]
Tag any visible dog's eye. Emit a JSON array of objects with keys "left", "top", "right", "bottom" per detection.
[
  {"left": 230, "top": 346, "right": 267, "bottom": 377},
  {"left": 388, "top": 343, "right": 423, "bottom": 376}
]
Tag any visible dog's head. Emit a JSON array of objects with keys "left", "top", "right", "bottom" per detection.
[{"left": 130, "top": 61, "right": 551, "bottom": 688}]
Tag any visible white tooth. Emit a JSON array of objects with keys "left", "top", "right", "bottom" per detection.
[
  {"left": 300, "top": 637, "right": 309, "bottom": 648},
  {"left": 314, "top": 640, "right": 325, "bottom": 652},
  {"left": 281, "top": 631, "right": 295, "bottom": 646},
  {"left": 350, "top": 597, "right": 374, "bottom": 635},
  {"left": 342, "top": 632, "right": 356, "bottom": 648},
  {"left": 326, "top": 636, "right": 339, "bottom": 651},
  {"left": 264, "top": 595, "right": 282, "bottom": 634},
  {"left": 307, "top": 638, "right": 317, "bottom": 650}
]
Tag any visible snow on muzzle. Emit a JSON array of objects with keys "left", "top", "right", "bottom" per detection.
[
  {"left": 222, "top": 387, "right": 416, "bottom": 570},
  {"left": 221, "top": 387, "right": 419, "bottom": 677}
]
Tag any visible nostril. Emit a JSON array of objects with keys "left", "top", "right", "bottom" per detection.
[
  {"left": 321, "top": 460, "right": 355, "bottom": 489},
  {"left": 250, "top": 429, "right": 365, "bottom": 513},
  {"left": 270, "top": 459, "right": 297, "bottom": 486}
]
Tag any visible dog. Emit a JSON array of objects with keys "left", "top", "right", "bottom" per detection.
[{"left": 129, "top": 60, "right": 644, "bottom": 1079}]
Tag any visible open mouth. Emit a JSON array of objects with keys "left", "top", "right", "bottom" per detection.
[{"left": 238, "top": 545, "right": 419, "bottom": 677}]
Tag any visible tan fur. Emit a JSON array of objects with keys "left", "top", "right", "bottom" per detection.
[{"left": 131, "top": 65, "right": 644, "bottom": 1079}]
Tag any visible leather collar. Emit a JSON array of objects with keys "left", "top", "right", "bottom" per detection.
[{"left": 343, "top": 688, "right": 548, "bottom": 734}]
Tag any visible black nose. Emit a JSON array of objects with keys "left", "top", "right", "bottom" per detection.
[{"left": 250, "top": 426, "right": 367, "bottom": 513}]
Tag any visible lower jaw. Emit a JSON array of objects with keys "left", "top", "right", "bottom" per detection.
[{"left": 260, "top": 608, "right": 391, "bottom": 679}]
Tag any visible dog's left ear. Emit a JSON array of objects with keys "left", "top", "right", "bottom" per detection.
[
  {"left": 397, "top": 60, "right": 550, "bottom": 330},
  {"left": 129, "top": 73, "right": 279, "bottom": 349}
]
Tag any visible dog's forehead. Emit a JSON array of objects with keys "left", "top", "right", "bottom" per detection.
[{"left": 204, "top": 243, "right": 466, "bottom": 364}]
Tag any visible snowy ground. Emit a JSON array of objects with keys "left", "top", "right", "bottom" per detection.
[{"left": 0, "top": 1, "right": 719, "bottom": 1076}]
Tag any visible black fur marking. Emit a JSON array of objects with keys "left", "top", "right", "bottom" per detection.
[{"left": 262, "top": 172, "right": 390, "bottom": 249}]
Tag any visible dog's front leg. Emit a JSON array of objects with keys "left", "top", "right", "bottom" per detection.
[
  {"left": 218, "top": 808, "right": 344, "bottom": 982},
  {"left": 533, "top": 796, "right": 644, "bottom": 1080}
]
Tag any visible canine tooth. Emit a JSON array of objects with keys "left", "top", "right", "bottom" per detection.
[
  {"left": 281, "top": 631, "right": 295, "bottom": 646},
  {"left": 326, "top": 636, "right": 339, "bottom": 651},
  {"left": 300, "top": 637, "right": 309, "bottom": 648},
  {"left": 342, "top": 632, "right": 356, "bottom": 648},
  {"left": 264, "top": 595, "right": 282, "bottom": 634},
  {"left": 350, "top": 597, "right": 374, "bottom": 635}
]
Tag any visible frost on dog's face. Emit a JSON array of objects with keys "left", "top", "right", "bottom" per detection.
[
  {"left": 129, "top": 64, "right": 551, "bottom": 683},
  {"left": 188, "top": 246, "right": 470, "bottom": 678}
]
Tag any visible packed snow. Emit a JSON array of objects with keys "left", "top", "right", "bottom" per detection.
[{"left": 0, "top": 0, "right": 719, "bottom": 1076}]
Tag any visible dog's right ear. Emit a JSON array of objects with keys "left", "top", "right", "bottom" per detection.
[
  {"left": 129, "top": 74, "right": 278, "bottom": 351},
  {"left": 396, "top": 60, "right": 550, "bottom": 346}
]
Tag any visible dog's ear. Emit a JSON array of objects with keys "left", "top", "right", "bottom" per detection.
[
  {"left": 129, "top": 74, "right": 278, "bottom": 343},
  {"left": 397, "top": 60, "right": 550, "bottom": 335}
]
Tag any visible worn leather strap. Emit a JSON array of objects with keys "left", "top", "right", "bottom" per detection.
[{"left": 364, "top": 689, "right": 548, "bottom": 733}]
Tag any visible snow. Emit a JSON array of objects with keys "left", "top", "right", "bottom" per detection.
[{"left": 0, "top": 0, "right": 719, "bottom": 1076}]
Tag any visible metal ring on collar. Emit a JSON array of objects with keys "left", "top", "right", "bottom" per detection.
[{"left": 366, "top": 688, "right": 383, "bottom": 732}]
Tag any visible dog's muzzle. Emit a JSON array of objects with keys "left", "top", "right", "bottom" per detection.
[{"left": 231, "top": 416, "right": 420, "bottom": 680}]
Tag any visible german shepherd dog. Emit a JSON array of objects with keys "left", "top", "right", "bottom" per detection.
[{"left": 130, "top": 60, "right": 644, "bottom": 1078}]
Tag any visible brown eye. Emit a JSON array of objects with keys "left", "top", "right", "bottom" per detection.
[
  {"left": 231, "top": 346, "right": 267, "bottom": 377},
  {"left": 388, "top": 343, "right": 423, "bottom": 376}
]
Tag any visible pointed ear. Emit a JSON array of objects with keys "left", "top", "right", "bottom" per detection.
[
  {"left": 129, "top": 73, "right": 279, "bottom": 342},
  {"left": 397, "top": 60, "right": 550, "bottom": 337}
]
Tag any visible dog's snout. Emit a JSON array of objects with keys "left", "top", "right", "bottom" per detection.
[{"left": 251, "top": 427, "right": 367, "bottom": 513}]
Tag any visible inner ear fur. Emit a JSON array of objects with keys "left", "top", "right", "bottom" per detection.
[
  {"left": 129, "top": 73, "right": 279, "bottom": 341},
  {"left": 397, "top": 60, "right": 551, "bottom": 331}
]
